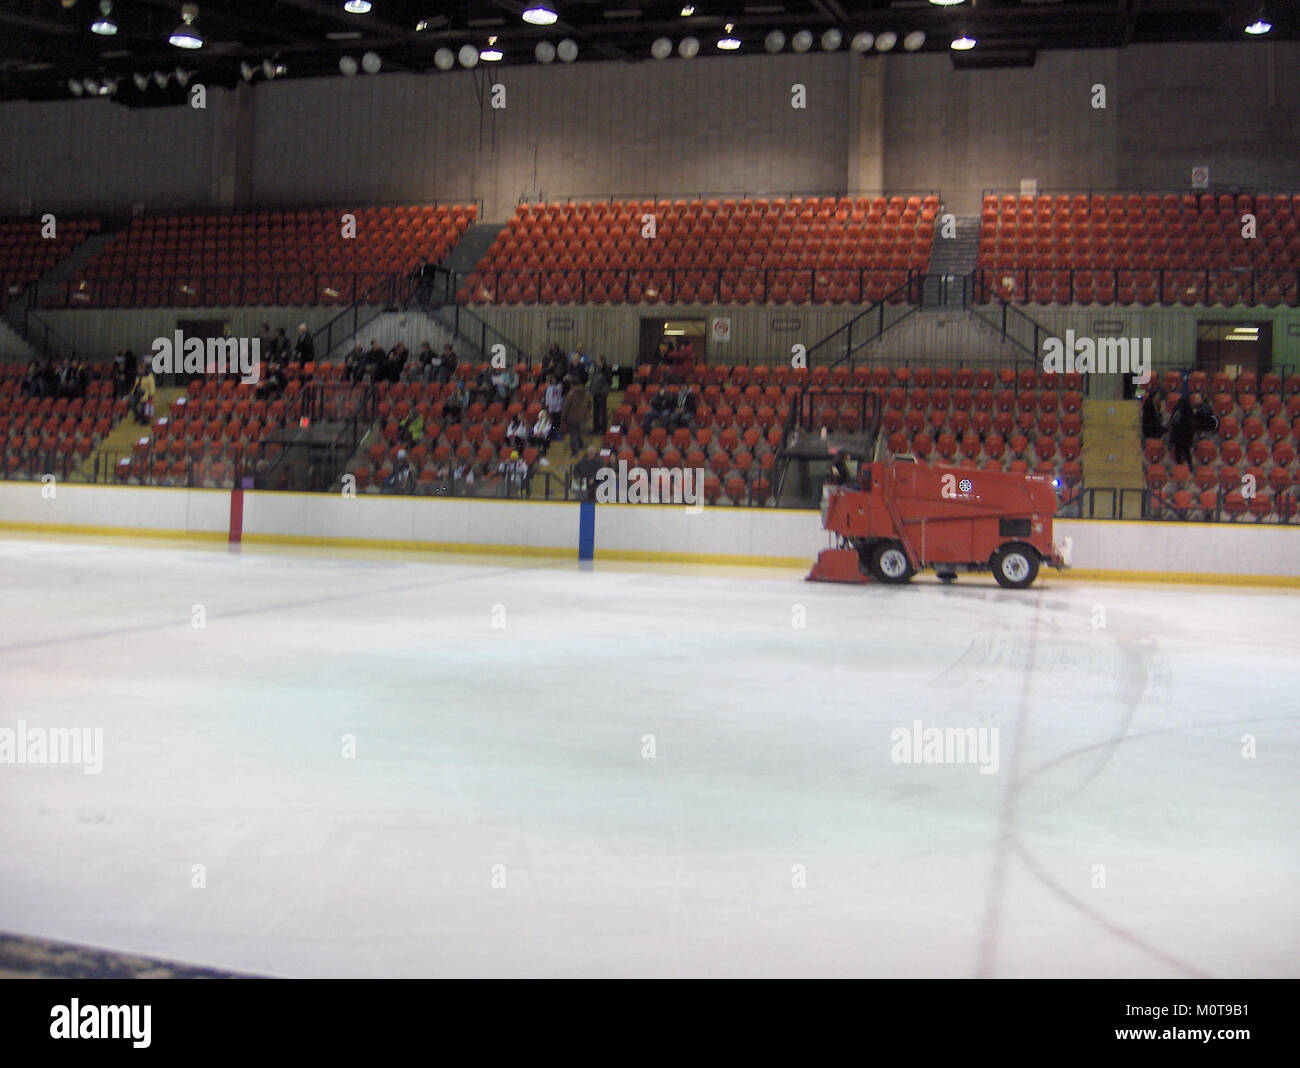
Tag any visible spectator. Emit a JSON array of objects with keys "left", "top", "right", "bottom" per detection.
[
  {"left": 344, "top": 342, "right": 366, "bottom": 383},
  {"left": 531, "top": 408, "right": 554, "bottom": 463},
  {"left": 566, "top": 352, "right": 589, "bottom": 386},
  {"left": 273, "top": 328, "right": 291, "bottom": 357},
  {"left": 132, "top": 365, "right": 157, "bottom": 425},
  {"left": 561, "top": 377, "right": 590, "bottom": 454},
  {"left": 669, "top": 382, "right": 697, "bottom": 430},
  {"left": 505, "top": 413, "right": 529, "bottom": 451},
  {"left": 19, "top": 359, "right": 39, "bottom": 398},
  {"left": 399, "top": 410, "right": 424, "bottom": 448},
  {"left": 1140, "top": 385, "right": 1165, "bottom": 442},
  {"left": 590, "top": 357, "right": 612, "bottom": 433},
  {"left": 571, "top": 445, "right": 602, "bottom": 501},
  {"left": 570, "top": 343, "right": 591, "bottom": 373},
  {"left": 72, "top": 359, "right": 90, "bottom": 399},
  {"left": 543, "top": 375, "right": 565, "bottom": 431},
  {"left": 1167, "top": 393, "right": 1195, "bottom": 466},
  {"left": 492, "top": 362, "right": 520, "bottom": 402},
  {"left": 364, "top": 339, "right": 386, "bottom": 380},
  {"left": 121, "top": 349, "right": 138, "bottom": 396},
  {"left": 443, "top": 379, "right": 467, "bottom": 421},
  {"left": 417, "top": 341, "right": 437, "bottom": 380},
  {"left": 383, "top": 342, "right": 409, "bottom": 384},
  {"left": 256, "top": 361, "right": 287, "bottom": 401},
  {"left": 542, "top": 343, "right": 565, "bottom": 383},
  {"left": 384, "top": 449, "right": 414, "bottom": 493},
  {"left": 294, "top": 323, "right": 315, "bottom": 363},
  {"left": 497, "top": 450, "right": 529, "bottom": 495},
  {"left": 259, "top": 322, "right": 276, "bottom": 356},
  {"left": 645, "top": 386, "right": 675, "bottom": 431},
  {"left": 438, "top": 343, "right": 458, "bottom": 384}
]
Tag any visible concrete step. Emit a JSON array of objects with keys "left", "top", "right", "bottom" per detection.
[
  {"left": 1081, "top": 398, "right": 1144, "bottom": 489},
  {"left": 442, "top": 222, "right": 507, "bottom": 278}
]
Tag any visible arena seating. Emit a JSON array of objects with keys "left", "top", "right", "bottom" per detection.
[
  {"left": 115, "top": 367, "right": 360, "bottom": 488},
  {"left": 47, "top": 204, "right": 476, "bottom": 309},
  {"left": 0, "top": 361, "right": 125, "bottom": 481},
  {"left": 342, "top": 361, "right": 1082, "bottom": 508},
  {"left": 459, "top": 195, "right": 938, "bottom": 307},
  {"left": 978, "top": 193, "right": 1300, "bottom": 307},
  {"left": 1141, "top": 369, "right": 1300, "bottom": 522},
  {"left": 0, "top": 216, "right": 101, "bottom": 311}
]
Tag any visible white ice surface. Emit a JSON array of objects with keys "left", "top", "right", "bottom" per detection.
[{"left": 0, "top": 535, "right": 1296, "bottom": 978}]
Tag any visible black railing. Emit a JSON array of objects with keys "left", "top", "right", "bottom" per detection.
[
  {"left": 972, "top": 267, "right": 1300, "bottom": 307},
  {"left": 523, "top": 189, "right": 941, "bottom": 207},
  {"left": 453, "top": 266, "right": 923, "bottom": 307},
  {"left": 804, "top": 274, "right": 925, "bottom": 369},
  {"left": 981, "top": 187, "right": 1300, "bottom": 206},
  {"left": 311, "top": 274, "right": 408, "bottom": 359},
  {"left": 46, "top": 271, "right": 404, "bottom": 311}
]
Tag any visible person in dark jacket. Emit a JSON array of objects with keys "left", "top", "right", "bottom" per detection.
[
  {"left": 669, "top": 383, "right": 697, "bottom": 430},
  {"left": 589, "top": 357, "right": 612, "bottom": 433},
  {"left": 1140, "top": 385, "right": 1165, "bottom": 442},
  {"left": 294, "top": 323, "right": 315, "bottom": 363},
  {"left": 1167, "top": 394, "right": 1194, "bottom": 466}
]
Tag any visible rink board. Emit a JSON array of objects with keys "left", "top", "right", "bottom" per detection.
[{"left": 0, "top": 481, "right": 1298, "bottom": 584}]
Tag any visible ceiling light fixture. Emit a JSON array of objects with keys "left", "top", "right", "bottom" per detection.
[
  {"left": 536, "top": 41, "right": 557, "bottom": 63},
  {"left": 821, "top": 28, "right": 842, "bottom": 51},
  {"left": 951, "top": 34, "right": 976, "bottom": 51},
  {"left": 339, "top": 55, "right": 358, "bottom": 75},
  {"left": 903, "top": 30, "right": 926, "bottom": 51},
  {"left": 929, "top": 0, "right": 965, "bottom": 6},
  {"left": 681, "top": 5, "right": 695, "bottom": 15},
  {"left": 557, "top": 38, "right": 578, "bottom": 62},
  {"left": 1244, "top": 19, "right": 1272, "bottom": 35},
  {"left": 765, "top": 30, "right": 785, "bottom": 53},
  {"left": 169, "top": 5, "right": 203, "bottom": 49},
  {"left": 458, "top": 44, "right": 479, "bottom": 68},
  {"left": 482, "top": 37, "right": 503, "bottom": 61},
  {"left": 718, "top": 23, "right": 741, "bottom": 50},
  {"left": 791, "top": 30, "right": 813, "bottom": 52},
  {"left": 343, "top": 1, "right": 372, "bottom": 13},
  {"left": 850, "top": 32, "right": 874, "bottom": 53},
  {"left": 651, "top": 37, "right": 672, "bottom": 60},
  {"left": 522, "top": 6, "right": 558, "bottom": 26},
  {"left": 678, "top": 36, "right": 700, "bottom": 58},
  {"left": 69, "top": 78, "right": 85, "bottom": 96},
  {"left": 360, "top": 51, "right": 381, "bottom": 74},
  {"left": 91, "top": 1, "right": 117, "bottom": 35}
]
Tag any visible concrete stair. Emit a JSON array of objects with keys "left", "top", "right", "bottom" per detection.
[
  {"left": 1081, "top": 398, "right": 1145, "bottom": 517},
  {"left": 76, "top": 386, "right": 185, "bottom": 482},
  {"left": 921, "top": 215, "right": 979, "bottom": 309}
]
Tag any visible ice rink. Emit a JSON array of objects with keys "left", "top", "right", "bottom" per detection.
[{"left": 1, "top": 533, "right": 1296, "bottom": 978}]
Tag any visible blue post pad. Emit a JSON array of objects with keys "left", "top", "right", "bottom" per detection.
[{"left": 578, "top": 499, "right": 595, "bottom": 561}]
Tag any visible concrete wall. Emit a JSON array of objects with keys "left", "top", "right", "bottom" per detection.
[
  {"left": 5, "top": 43, "right": 1293, "bottom": 223},
  {"left": 251, "top": 52, "right": 853, "bottom": 222},
  {"left": 2, "top": 481, "right": 1298, "bottom": 583}
]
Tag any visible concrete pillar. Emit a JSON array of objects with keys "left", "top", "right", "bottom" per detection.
[{"left": 847, "top": 55, "right": 885, "bottom": 194}]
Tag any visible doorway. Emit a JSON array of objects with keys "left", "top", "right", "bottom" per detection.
[
  {"left": 1195, "top": 320, "right": 1272, "bottom": 377},
  {"left": 639, "top": 317, "right": 706, "bottom": 364}
]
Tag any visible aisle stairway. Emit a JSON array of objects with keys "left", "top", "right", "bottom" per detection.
[{"left": 1080, "top": 398, "right": 1144, "bottom": 518}]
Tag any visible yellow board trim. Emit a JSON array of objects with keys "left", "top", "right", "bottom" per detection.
[{"left": 0, "top": 521, "right": 227, "bottom": 542}]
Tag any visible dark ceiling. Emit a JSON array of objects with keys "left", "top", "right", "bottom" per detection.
[{"left": 0, "top": 1, "right": 1293, "bottom": 104}]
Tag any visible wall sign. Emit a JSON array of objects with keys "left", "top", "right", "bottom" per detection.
[{"left": 711, "top": 317, "right": 731, "bottom": 343}]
